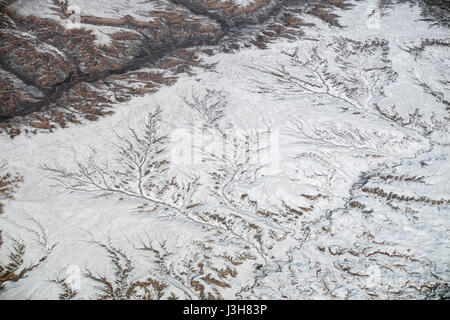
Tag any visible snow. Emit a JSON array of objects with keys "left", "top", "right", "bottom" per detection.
[{"left": 0, "top": 0, "right": 449, "bottom": 299}]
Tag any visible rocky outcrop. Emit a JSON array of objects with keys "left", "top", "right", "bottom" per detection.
[
  {"left": 0, "top": 0, "right": 361, "bottom": 125},
  {"left": 0, "top": 68, "right": 43, "bottom": 117},
  {"left": 0, "top": 1, "right": 223, "bottom": 119}
]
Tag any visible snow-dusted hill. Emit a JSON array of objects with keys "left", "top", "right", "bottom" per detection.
[{"left": 0, "top": 0, "right": 449, "bottom": 299}]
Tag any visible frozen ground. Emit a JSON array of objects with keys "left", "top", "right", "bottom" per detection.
[{"left": 0, "top": 0, "right": 449, "bottom": 299}]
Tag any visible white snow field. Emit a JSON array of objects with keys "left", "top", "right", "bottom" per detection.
[{"left": 0, "top": 0, "right": 449, "bottom": 299}]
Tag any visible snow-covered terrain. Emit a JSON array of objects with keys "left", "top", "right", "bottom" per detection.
[{"left": 0, "top": 0, "right": 449, "bottom": 299}]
